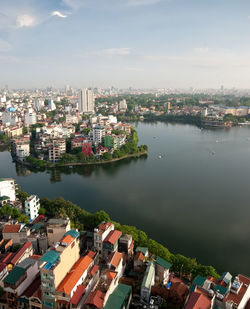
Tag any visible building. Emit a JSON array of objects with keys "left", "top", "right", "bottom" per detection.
[
  {"left": 119, "top": 99, "right": 127, "bottom": 111},
  {"left": 103, "top": 230, "right": 122, "bottom": 260},
  {"left": 39, "top": 230, "right": 80, "bottom": 309},
  {"left": 93, "top": 222, "right": 114, "bottom": 256},
  {"left": 2, "top": 224, "right": 30, "bottom": 245},
  {"left": 155, "top": 256, "right": 172, "bottom": 284},
  {"left": 140, "top": 262, "right": 155, "bottom": 303},
  {"left": 34, "top": 99, "right": 44, "bottom": 112},
  {"left": 25, "top": 112, "right": 37, "bottom": 126},
  {"left": 25, "top": 195, "right": 40, "bottom": 221},
  {"left": 49, "top": 139, "right": 66, "bottom": 162},
  {"left": 78, "top": 89, "right": 95, "bottom": 114},
  {"left": 3, "top": 257, "right": 40, "bottom": 309},
  {"left": 93, "top": 126, "right": 105, "bottom": 146},
  {"left": 103, "top": 284, "right": 132, "bottom": 309},
  {"left": 46, "top": 218, "right": 71, "bottom": 247},
  {"left": 15, "top": 142, "right": 30, "bottom": 161},
  {"left": 0, "top": 178, "right": 16, "bottom": 202},
  {"left": 48, "top": 99, "right": 56, "bottom": 111},
  {"left": 56, "top": 252, "right": 95, "bottom": 308}
]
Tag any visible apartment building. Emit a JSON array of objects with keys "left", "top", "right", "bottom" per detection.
[
  {"left": 49, "top": 139, "right": 66, "bottom": 162},
  {"left": 25, "top": 195, "right": 40, "bottom": 221},
  {"left": 39, "top": 230, "right": 80, "bottom": 309},
  {"left": 93, "top": 222, "right": 114, "bottom": 256},
  {"left": 0, "top": 178, "right": 16, "bottom": 202},
  {"left": 46, "top": 218, "right": 71, "bottom": 247}
]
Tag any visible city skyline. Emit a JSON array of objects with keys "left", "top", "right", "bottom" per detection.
[{"left": 0, "top": 0, "right": 250, "bottom": 88}]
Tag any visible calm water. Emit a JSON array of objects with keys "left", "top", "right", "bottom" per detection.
[{"left": 1, "top": 122, "right": 250, "bottom": 275}]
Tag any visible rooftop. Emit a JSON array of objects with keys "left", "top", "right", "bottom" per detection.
[
  {"left": 107, "top": 251, "right": 123, "bottom": 268},
  {"left": 70, "top": 284, "right": 86, "bottom": 306},
  {"left": 85, "top": 290, "right": 105, "bottom": 309},
  {"left": 3, "top": 266, "right": 26, "bottom": 285},
  {"left": 185, "top": 292, "right": 211, "bottom": 309},
  {"left": 156, "top": 256, "right": 172, "bottom": 269},
  {"left": 3, "top": 224, "right": 21, "bottom": 233},
  {"left": 141, "top": 262, "right": 155, "bottom": 290},
  {"left": 103, "top": 284, "right": 131, "bottom": 309},
  {"left": 57, "top": 255, "right": 93, "bottom": 295},
  {"left": 104, "top": 230, "right": 122, "bottom": 245}
]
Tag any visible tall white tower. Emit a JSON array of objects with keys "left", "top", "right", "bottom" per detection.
[{"left": 78, "top": 89, "right": 95, "bottom": 114}]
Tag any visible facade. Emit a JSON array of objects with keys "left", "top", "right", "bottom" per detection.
[
  {"left": 93, "top": 222, "right": 114, "bottom": 256},
  {"left": 25, "top": 195, "right": 40, "bottom": 221},
  {"left": 39, "top": 230, "right": 80, "bottom": 309},
  {"left": 48, "top": 99, "right": 56, "bottom": 111},
  {"left": 49, "top": 139, "right": 66, "bottom": 162},
  {"left": 93, "top": 126, "right": 105, "bottom": 146},
  {"left": 25, "top": 112, "right": 37, "bottom": 126},
  {"left": 34, "top": 99, "right": 44, "bottom": 111},
  {"left": 15, "top": 142, "right": 30, "bottom": 161},
  {"left": 3, "top": 258, "right": 40, "bottom": 309},
  {"left": 103, "top": 230, "right": 122, "bottom": 260},
  {"left": 78, "top": 89, "right": 95, "bottom": 114},
  {"left": 155, "top": 256, "right": 172, "bottom": 284},
  {"left": 2, "top": 224, "right": 30, "bottom": 245},
  {"left": 0, "top": 178, "right": 16, "bottom": 202}
]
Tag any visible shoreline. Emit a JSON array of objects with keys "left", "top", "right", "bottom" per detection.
[{"left": 15, "top": 151, "right": 148, "bottom": 169}]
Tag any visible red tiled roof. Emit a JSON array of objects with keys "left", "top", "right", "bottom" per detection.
[
  {"left": 70, "top": 284, "right": 86, "bottom": 305},
  {"left": 134, "top": 251, "right": 145, "bottom": 262},
  {"left": 129, "top": 240, "right": 134, "bottom": 250},
  {"left": 185, "top": 292, "right": 211, "bottom": 309},
  {"left": 3, "top": 224, "right": 21, "bottom": 233},
  {"left": 30, "top": 255, "right": 42, "bottom": 261},
  {"left": 106, "top": 270, "right": 117, "bottom": 281},
  {"left": 90, "top": 265, "right": 99, "bottom": 277},
  {"left": 107, "top": 251, "right": 123, "bottom": 268},
  {"left": 11, "top": 241, "right": 32, "bottom": 265},
  {"left": 99, "top": 222, "right": 111, "bottom": 230},
  {"left": 2, "top": 252, "right": 15, "bottom": 264},
  {"left": 60, "top": 234, "right": 74, "bottom": 245},
  {"left": 224, "top": 275, "right": 250, "bottom": 306},
  {"left": 0, "top": 262, "right": 7, "bottom": 273},
  {"left": 87, "top": 251, "right": 96, "bottom": 259},
  {"left": 103, "top": 230, "right": 122, "bottom": 245},
  {"left": 32, "top": 215, "right": 44, "bottom": 224},
  {"left": 85, "top": 290, "right": 105, "bottom": 309}
]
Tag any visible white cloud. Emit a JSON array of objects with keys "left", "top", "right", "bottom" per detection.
[
  {"left": 101, "top": 48, "right": 131, "bottom": 56},
  {"left": 16, "top": 14, "right": 36, "bottom": 28},
  {"left": 51, "top": 11, "right": 68, "bottom": 18}
]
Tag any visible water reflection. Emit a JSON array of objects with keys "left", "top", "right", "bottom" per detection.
[{"left": 14, "top": 154, "right": 148, "bottom": 183}]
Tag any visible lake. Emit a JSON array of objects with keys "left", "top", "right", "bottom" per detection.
[{"left": 1, "top": 122, "right": 250, "bottom": 275}]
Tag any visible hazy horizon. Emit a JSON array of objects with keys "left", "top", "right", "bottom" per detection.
[{"left": 0, "top": 0, "right": 250, "bottom": 89}]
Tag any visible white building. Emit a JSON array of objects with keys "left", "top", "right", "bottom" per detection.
[
  {"left": 25, "top": 195, "right": 40, "bottom": 220},
  {"left": 25, "top": 112, "right": 37, "bottom": 126},
  {"left": 2, "top": 111, "right": 17, "bottom": 126},
  {"left": 93, "top": 126, "right": 105, "bottom": 145},
  {"left": 108, "top": 115, "right": 117, "bottom": 124},
  {"left": 16, "top": 143, "right": 30, "bottom": 161},
  {"left": 0, "top": 178, "right": 16, "bottom": 202},
  {"left": 78, "top": 89, "right": 95, "bottom": 114},
  {"left": 48, "top": 99, "right": 56, "bottom": 111},
  {"left": 119, "top": 99, "right": 127, "bottom": 111},
  {"left": 34, "top": 99, "right": 44, "bottom": 111}
]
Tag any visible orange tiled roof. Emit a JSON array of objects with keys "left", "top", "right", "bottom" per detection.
[
  {"left": 57, "top": 255, "right": 93, "bottom": 295},
  {"left": 103, "top": 230, "right": 122, "bottom": 245},
  {"left": 60, "top": 234, "right": 74, "bottom": 245},
  {"left": 185, "top": 292, "right": 211, "bottom": 309},
  {"left": 85, "top": 290, "right": 105, "bottom": 309},
  {"left": 3, "top": 224, "right": 21, "bottom": 233},
  {"left": 107, "top": 251, "right": 123, "bottom": 268},
  {"left": 134, "top": 251, "right": 145, "bottom": 262},
  {"left": 106, "top": 270, "right": 117, "bottom": 280}
]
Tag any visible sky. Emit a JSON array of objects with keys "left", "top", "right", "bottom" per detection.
[{"left": 0, "top": 0, "right": 250, "bottom": 89}]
